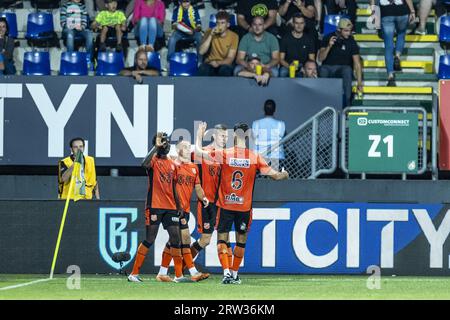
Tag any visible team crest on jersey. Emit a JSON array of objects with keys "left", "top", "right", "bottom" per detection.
[
  {"left": 229, "top": 158, "right": 250, "bottom": 168},
  {"left": 192, "top": 168, "right": 196, "bottom": 174},
  {"left": 225, "top": 193, "right": 244, "bottom": 204}
]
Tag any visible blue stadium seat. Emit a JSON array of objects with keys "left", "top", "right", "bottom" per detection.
[
  {"left": 323, "top": 15, "right": 348, "bottom": 37},
  {"left": 438, "top": 54, "right": 450, "bottom": 79},
  {"left": 25, "top": 12, "right": 54, "bottom": 43},
  {"left": 60, "top": 52, "right": 88, "bottom": 76},
  {"left": 96, "top": 51, "right": 125, "bottom": 76},
  {"left": 22, "top": 51, "right": 50, "bottom": 75},
  {"left": 147, "top": 51, "right": 161, "bottom": 73},
  {"left": 440, "top": 15, "right": 450, "bottom": 43},
  {"left": 168, "top": 52, "right": 198, "bottom": 76},
  {"left": 209, "top": 13, "right": 237, "bottom": 28},
  {"left": 0, "top": 12, "right": 18, "bottom": 38}
]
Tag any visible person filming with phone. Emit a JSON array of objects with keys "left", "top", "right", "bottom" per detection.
[{"left": 318, "top": 18, "right": 363, "bottom": 107}]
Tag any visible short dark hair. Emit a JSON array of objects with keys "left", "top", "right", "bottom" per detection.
[
  {"left": 69, "top": 137, "right": 85, "bottom": 148},
  {"left": 216, "top": 10, "right": 229, "bottom": 22},
  {"left": 304, "top": 59, "right": 317, "bottom": 67},
  {"left": 292, "top": 13, "right": 305, "bottom": 23},
  {"left": 234, "top": 122, "right": 249, "bottom": 132},
  {"left": 252, "top": 15, "right": 265, "bottom": 24},
  {"left": 264, "top": 99, "right": 276, "bottom": 116}
]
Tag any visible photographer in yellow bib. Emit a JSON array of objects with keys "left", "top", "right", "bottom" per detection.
[{"left": 58, "top": 137, "right": 100, "bottom": 200}]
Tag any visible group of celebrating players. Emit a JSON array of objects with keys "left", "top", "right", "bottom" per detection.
[{"left": 127, "top": 121, "right": 289, "bottom": 284}]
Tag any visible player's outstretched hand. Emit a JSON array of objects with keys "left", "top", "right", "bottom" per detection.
[
  {"left": 281, "top": 167, "right": 289, "bottom": 180},
  {"left": 197, "top": 122, "right": 207, "bottom": 138}
]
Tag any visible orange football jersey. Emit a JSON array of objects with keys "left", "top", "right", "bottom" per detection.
[
  {"left": 145, "top": 156, "right": 178, "bottom": 210},
  {"left": 216, "top": 147, "right": 271, "bottom": 212},
  {"left": 192, "top": 146, "right": 221, "bottom": 202},
  {"left": 175, "top": 160, "right": 201, "bottom": 213}
]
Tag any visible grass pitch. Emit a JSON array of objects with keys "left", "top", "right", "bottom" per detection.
[{"left": 1, "top": 274, "right": 450, "bottom": 300}]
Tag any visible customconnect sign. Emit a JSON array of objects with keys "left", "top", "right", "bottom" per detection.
[
  {"left": 98, "top": 203, "right": 450, "bottom": 275},
  {"left": 348, "top": 112, "right": 419, "bottom": 173}
]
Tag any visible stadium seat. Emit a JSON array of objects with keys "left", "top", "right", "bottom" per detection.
[
  {"left": 60, "top": 52, "right": 88, "bottom": 76},
  {"left": 147, "top": 52, "right": 161, "bottom": 73},
  {"left": 323, "top": 15, "right": 348, "bottom": 37},
  {"left": 209, "top": 13, "right": 238, "bottom": 28},
  {"left": 96, "top": 51, "right": 125, "bottom": 76},
  {"left": 438, "top": 54, "right": 450, "bottom": 79},
  {"left": 439, "top": 15, "right": 450, "bottom": 43},
  {"left": 168, "top": 52, "right": 198, "bottom": 76},
  {"left": 22, "top": 51, "right": 51, "bottom": 75},
  {"left": 25, "top": 12, "right": 56, "bottom": 47},
  {"left": 0, "top": 12, "right": 18, "bottom": 38}
]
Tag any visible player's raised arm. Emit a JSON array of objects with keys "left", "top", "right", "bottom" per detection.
[
  {"left": 257, "top": 154, "right": 289, "bottom": 180},
  {"left": 194, "top": 122, "right": 214, "bottom": 162},
  {"left": 141, "top": 132, "right": 167, "bottom": 168}
]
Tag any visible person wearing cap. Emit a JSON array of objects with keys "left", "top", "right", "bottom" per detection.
[
  {"left": 167, "top": 0, "right": 203, "bottom": 59},
  {"left": 234, "top": 16, "right": 280, "bottom": 78},
  {"left": 198, "top": 11, "right": 239, "bottom": 76},
  {"left": 279, "top": 13, "right": 315, "bottom": 78},
  {"left": 318, "top": 18, "right": 362, "bottom": 107},
  {"left": 237, "top": 54, "right": 271, "bottom": 86},
  {"left": 370, "top": 0, "right": 415, "bottom": 87}
]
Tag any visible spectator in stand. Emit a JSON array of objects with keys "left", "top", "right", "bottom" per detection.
[
  {"left": 318, "top": 18, "right": 362, "bottom": 106},
  {"left": 279, "top": 14, "right": 315, "bottom": 78},
  {"left": 0, "top": 18, "right": 16, "bottom": 75},
  {"left": 237, "top": 54, "right": 271, "bottom": 86},
  {"left": 251, "top": 99, "right": 286, "bottom": 170},
  {"left": 236, "top": 0, "right": 279, "bottom": 37},
  {"left": 278, "top": 0, "right": 317, "bottom": 43},
  {"left": 415, "top": 0, "right": 446, "bottom": 35},
  {"left": 60, "top": 0, "right": 94, "bottom": 62},
  {"left": 198, "top": 11, "right": 239, "bottom": 76},
  {"left": 234, "top": 16, "right": 280, "bottom": 77},
  {"left": 96, "top": 0, "right": 135, "bottom": 18},
  {"left": 370, "top": 0, "right": 415, "bottom": 86},
  {"left": 92, "top": 0, "right": 127, "bottom": 52},
  {"left": 120, "top": 49, "right": 159, "bottom": 81},
  {"left": 132, "top": 0, "right": 166, "bottom": 52},
  {"left": 167, "top": 0, "right": 202, "bottom": 58},
  {"left": 61, "top": 0, "right": 96, "bottom": 21},
  {"left": 302, "top": 59, "right": 318, "bottom": 78},
  {"left": 325, "top": 0, "right": 357, "bottom": 27}
]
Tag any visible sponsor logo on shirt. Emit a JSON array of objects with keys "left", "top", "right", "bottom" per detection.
[
  {"left": 229, "top": 158, "right": 250, "bottom": 168},
  {"left": 225, "top": 193, "right": 244, "bottom": 204}
]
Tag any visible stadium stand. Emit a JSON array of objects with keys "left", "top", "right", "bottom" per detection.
[
  {"left": 147, "top": 51, "right": 162, "bottom": 73},
  {"left": 438, "top": 54, "right": 450, "bottom": 79},
  {"left": 323, "top": 14, "right": 348, "bottom": 37},
  {"left": 59, "top": 51, "right": 88, "bottom": 76},
  {"left": 168, "top": 51, "right": 198, "bottom": 76},
  {"left": 22, "top": 50, "right": 51, "bottom": 75},
  {"left": 96, "top": 51, "right": 125, "bottom": 75}
]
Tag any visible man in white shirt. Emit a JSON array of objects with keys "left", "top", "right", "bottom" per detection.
[{"left": 251, "top": 99, "right": 286, "bottom": 170}]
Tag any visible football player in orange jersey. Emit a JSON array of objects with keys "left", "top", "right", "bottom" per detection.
[
  {"left": 189, "top": 124, "right": 230, "bottom": 264},
  {"left": 128, "top": 132, "right": 190, "bottom": 283},
  {"left": 156, "top": 140, "right": 210, "bottom": 282},
  {"left": 195, "top": 122, "right": 289, "bottom": 284}
]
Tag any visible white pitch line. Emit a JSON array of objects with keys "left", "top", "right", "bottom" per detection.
[{"left": 0, "top": 278, "right": 52, "bottom": 291}]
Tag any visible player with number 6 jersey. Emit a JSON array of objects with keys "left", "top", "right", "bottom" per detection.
[{"left": 195, "top": 122, "right": 289, "bottom": 285}]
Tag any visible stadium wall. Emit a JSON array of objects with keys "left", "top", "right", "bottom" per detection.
[
  {"left": 0, "top": 76, "right": 342, "bottom": 166},
  {"left": 1, "top": 199, "right": 449, "bottom": 276}
]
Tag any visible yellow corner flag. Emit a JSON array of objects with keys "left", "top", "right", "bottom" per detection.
[{"left": 50, "top": 150, "right": 84, "bottom": 279}]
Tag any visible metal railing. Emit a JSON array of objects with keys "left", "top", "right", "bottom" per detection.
[
  {"left": 259, "top": 107, "right": 338, "bottom": 180},
  {"left": 341, "top": 105, "right": 438, "bottom": 179}
]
